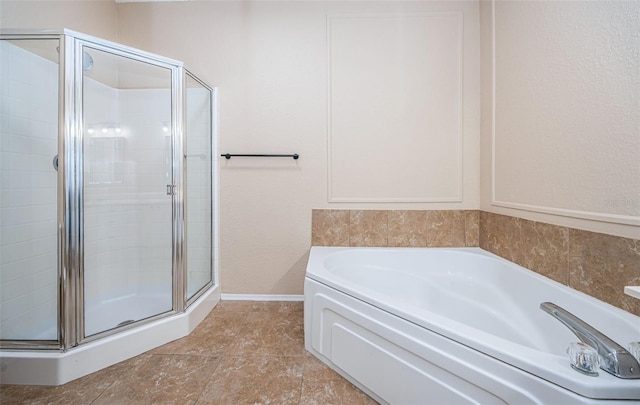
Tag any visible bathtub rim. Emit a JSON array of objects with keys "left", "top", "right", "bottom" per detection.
[{"left": 305, "top": 246, "right": 640, "bottom": 400}]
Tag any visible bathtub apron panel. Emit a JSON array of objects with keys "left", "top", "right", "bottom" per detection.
[{"left": 304, "top": 247, "right": 640, "bottom": 403}]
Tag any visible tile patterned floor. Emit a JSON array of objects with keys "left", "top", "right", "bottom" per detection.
[{"left": 0, "top": 301, "right": 377, "bottom": 405}]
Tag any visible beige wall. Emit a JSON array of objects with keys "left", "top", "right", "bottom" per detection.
[
  {"left": 327, "top": 12, "right": 473, "bottom": 203},
  {"left": 3, "top": 0, "right": 638, "bottom": 296},
  {"left": 116, "top": 1, "right": 481, "bottom": 295},
  {"left": 0, "top": 0, "right": 118, "bottom": 42},
  {"left": 480, "top": 0, "right": 640, "bottom": 240}
]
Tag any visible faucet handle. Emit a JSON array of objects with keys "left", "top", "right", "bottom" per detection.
[
  {"left": 629, "top": 342, "right": 640, "bottom": 363},
  {"left": 567, "top": 342, "right": 600, "bottom": 376}
]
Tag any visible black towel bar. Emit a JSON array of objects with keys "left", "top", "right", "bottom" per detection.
[{"left": 221, "top": 153, "right": 299, "bottom": 160}]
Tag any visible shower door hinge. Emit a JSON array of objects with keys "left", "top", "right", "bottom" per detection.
[{"left": 166, "top": 185, "right": 176, "bottom": 195}]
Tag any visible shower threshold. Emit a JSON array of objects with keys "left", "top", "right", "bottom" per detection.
[{"left": 0, "top": 286, "right": 219, "bottom": 386}]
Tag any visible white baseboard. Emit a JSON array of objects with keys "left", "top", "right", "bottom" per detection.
[{"left": 220, "top": 294, "right": 304, "bottom": 302}]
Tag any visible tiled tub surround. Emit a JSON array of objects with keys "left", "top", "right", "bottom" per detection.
[
  {"left": 311, "top": 209, "right": 480, "bottom": 248},
  {"left": 311, "top": 209, "right": 639, "bottom": 316},
  {"left": 480, "top": 211, "right": 640, "bottom": 317}
]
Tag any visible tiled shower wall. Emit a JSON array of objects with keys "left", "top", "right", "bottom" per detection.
[
  {"left": 311, "top": 209, "right": 640, "bottom": 316},
  {"left": 83, "top": 85, "right": 173, "bottom": 309}
]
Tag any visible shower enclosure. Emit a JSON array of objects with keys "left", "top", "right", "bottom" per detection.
[{"left": 0, "top": 29, "right": 218, "bottom": 385}]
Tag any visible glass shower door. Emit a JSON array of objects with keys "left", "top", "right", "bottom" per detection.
[
  {"left": 81, "top": 44, "right": 174, "bottom": 337},
  {"left": 0, "top": 38, "right": 60, "bottom": 344},
  {"left": 185, "top": 72, "right": 213, "bottom": 301}
]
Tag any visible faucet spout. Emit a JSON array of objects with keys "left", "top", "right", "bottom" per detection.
[{"left": 540, "top": 302, "right": 640, "bottom": 379}]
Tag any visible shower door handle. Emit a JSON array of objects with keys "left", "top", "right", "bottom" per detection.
[
  {"left": 166, "top": 185, "right": 176, "bottom": 195},
  {"left": 53, "top": 155, "right": 58, "bottom": 171}
]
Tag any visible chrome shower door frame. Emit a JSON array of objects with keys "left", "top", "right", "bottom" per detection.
[
  {"left": 0, "top": 31, "right": 65, "bottom": 350},
  {"left": 184, "top": 69, "right": 216, "bottom": 308},
  {"left": 70, "top": 34, "right": 185, "bottom": 347}
]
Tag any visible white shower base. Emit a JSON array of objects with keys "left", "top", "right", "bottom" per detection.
[
  {"left": 84, "top": 291, "right": 173, "bottom": 337},
  {"left": 0, "top": 285, "right": 220, "bottom": 386}
]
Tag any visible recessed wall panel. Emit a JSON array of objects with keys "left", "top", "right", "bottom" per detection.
[
  {"left": 328, "top": 13, "right": 463, "bottom": 202},
  {"left": 493, "top": 1, "right": 640, "bottom": 225}
]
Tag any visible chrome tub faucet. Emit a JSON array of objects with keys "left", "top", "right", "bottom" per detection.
[{"left": 540, "top": 302, "right": 640, "bottom": 379}]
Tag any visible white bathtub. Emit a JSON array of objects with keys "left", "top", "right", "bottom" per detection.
[{"left": 304, "top": 247, "right": 640, "bottom": 404}]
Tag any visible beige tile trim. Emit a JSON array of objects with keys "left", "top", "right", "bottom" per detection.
[
  {"left": 311, "top": 209, "right": 480, "bottom": 248},
  {"left": 479, "top": 211, "right": 640, "bottom": 316}
]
